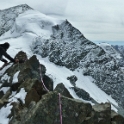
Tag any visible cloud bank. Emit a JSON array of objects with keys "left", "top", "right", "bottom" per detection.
[{"left": 0, "top": 0, "right": 124, "bottom": 42}]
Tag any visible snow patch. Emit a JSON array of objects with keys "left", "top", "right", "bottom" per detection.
[
  {"left": 9, "top": 88, "right": 27, "bottom": 104},
  {"left": 12, "top": 71, "right": 20, "bottom": 84},
  {"left": 0, "top": 103, "right": 12, "bottom": 124},
  {"left": 1, "top": 73, "right": 10, "bottom": 83},
  {"left": 0, "top": 87, "right": 10, "bottom": 94}
]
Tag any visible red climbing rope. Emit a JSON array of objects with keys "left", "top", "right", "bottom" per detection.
[
  {"left": 39, "top": 64, "right": 62, "bottom": 124},
  {"left": 39, "top": 64, "right": 49, "bottom": 92},
  {"left": 59, "top": 93, "right": 62, "bottom": 124}
]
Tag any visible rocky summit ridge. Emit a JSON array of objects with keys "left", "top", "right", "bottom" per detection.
[{"left": 0, "top": 51, "right": 123, "bottom": 124}]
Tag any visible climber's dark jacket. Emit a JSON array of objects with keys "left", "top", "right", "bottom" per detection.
[{"left": 0, "top": 45, "right": 15, "bottom": 63}]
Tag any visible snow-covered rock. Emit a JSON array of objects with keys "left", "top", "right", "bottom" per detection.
[
  {"left": 0, "top": 4, "right": 32, "bottom": 36},
  {"left": 112, "top": 45, "right": 124, "bottom": 67}
]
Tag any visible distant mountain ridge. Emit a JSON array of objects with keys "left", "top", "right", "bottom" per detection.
[
  {"left": 31, "top": 20, "right": 124, "bottom": 109},
  {"left": 112, "top": 45, "right": 124, "bottom": 67},
  {"left": 112, "top": 45, "right": 124, "bottom": 58},
  {"left": 0, "top": 4, "right": 32, "bottom": 36}
]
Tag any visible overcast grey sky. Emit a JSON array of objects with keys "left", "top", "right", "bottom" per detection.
[{"left": 0, "top": 0, "right": 124, "bottom": 42}]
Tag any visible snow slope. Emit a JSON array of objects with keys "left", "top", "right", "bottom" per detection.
[
  {"left": 0, "top": 7, "right": 119, "bottom": 124},
  {"left": 0, "top": 9, "right": 63, "bottom": 40}
]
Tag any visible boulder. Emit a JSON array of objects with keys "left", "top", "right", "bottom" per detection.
[
  {"left": 71, "top": 86, "right": 97, "bottom": 103},
  {"left": 54, "top": 83, "right": 73, "bottom": 98},
  {"left": 67, "top": 75, "right": 77, "bottom": 86},
  {"left": 111, "top": 110, "right": 124, "bottom": 124},
  {"left": 92, "top": 103, "right": 111, "bottom": 124},
  {"left": 17, "top": 92, "right": 92, "bottom": 124}
]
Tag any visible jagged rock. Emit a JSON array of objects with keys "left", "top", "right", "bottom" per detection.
[
  {"left": 19, "top": 79, "right": 45, "bottom": 107},
  {"left": 18, "top": 55, "right": 41, "bottom": 82},
  {"left": 14, "top": 51, "right": 28, "bottom": 63},
  {"left": 71, "top": 87, "right": 97, "bottom": 103},
  {"left": 0, "top": 51, "right": 54, "bottom": 123},
  {"left": 15, "top": 92, "right": 92, "bottom": 124},
  {"left": 92, "top": 103, "right": 111, "bottom": 124},
  {"left": 54, "top": 83, "right": 73, "bottom": 98},
  {"left": 31, "top": 20, "right": 96, "bottom": 70},
  {"left": 9, "top": 91, "right": 123, "bottom": 124},
  {"left": 25, "top": 88, "right": 40, "bottom": 107},
  {"left": 67, "top": 75, "right": 77, "bottom": 86},
  {"left": 11, "top": 82, "right": 21, "bottom": 91},
  {"left": 83, "top": 103, "right": 112, "bottom": 124},
  {"left": 0, "top": 52, "right": 27, "bottom": 87},
  {"left": 0, "top": 99, "right": 8, "bottom": 108},
  {"left": 112, "top": 45, "right": 124, "bottom": 67},
  {"left": 111, "top": 110, "right": 124, "bottom": 124},
  {"left": 0, "top": 91, "right": 4, "bottom": 98}
]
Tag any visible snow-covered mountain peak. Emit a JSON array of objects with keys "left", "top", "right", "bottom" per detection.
[
  {"left": 98, "top": 42, "right": 122, "bottom": 59},
  {"left": 0, "top": 4, "right": 33, "bottom": 36},
  {"left": 51, "top": 20, "right": 86, "bottom": 41},
  {"left": 0, "top": 9, "right": 64, "bottom": 39},
  {"left": 2, "top": 4, "right": 32, "bottom": 11}
]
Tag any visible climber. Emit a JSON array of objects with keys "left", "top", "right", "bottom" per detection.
[{"left": 0, "top": 42, "right": 19, "bottom": 70}]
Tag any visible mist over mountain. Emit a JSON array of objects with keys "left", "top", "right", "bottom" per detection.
[{"left": 0, "top": 4, "right": 124, "bottom": 124}]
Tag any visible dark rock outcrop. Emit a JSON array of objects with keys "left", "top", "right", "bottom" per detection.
[
  {"left": 55, "top": 83, "right": 73, "bottom": 98},
  {"left": 67, "top": 75, "right": 77, "bottom": 86},
  {"left": 0, "top": 51, "right": 123, "bottom": 124},
  {"left": 71, "top": 87, "right": 97, "bottom": 104}
]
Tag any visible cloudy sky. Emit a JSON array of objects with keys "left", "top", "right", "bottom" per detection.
[{"left": 0, "top": 0, "right": 124, "bottom": 43}]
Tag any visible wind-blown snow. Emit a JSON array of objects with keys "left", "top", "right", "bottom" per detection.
[
  {"left": 0, "top": 10, "right": 63, "bottom": 40},
  {"left": 0, "top": 103, "right": 12, "bottom": 124}
]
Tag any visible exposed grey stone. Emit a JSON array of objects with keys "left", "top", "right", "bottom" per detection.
[
  {"left": 54, "top": 83, "right": 73, "bottom": 98},
  {"left": 67, "top": 75, "right": 77, "bottom": 86}
]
